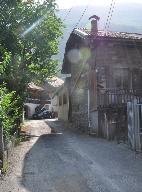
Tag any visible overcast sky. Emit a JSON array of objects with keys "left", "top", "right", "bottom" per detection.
[{"left": 56, "top": 0, "right": 142, "bottom": 9}]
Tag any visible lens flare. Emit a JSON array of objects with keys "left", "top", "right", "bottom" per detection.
[
  {"left": 21, "top": 16, "right": 44, "bottom": 37},
  {"left": 67, "top": 47, "right": 91, "bottom": 64},
  {"left": 67, "top": 49, "right": 81, "bottom": 64},
  {"left": 80, "top": 47, "right": 91, "bottom": 61}
]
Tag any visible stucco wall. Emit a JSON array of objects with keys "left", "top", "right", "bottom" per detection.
[
  {"left": 58, "top": 87, "right": 69, "bottom": 121},
  {"left": 51, "top": 95, "right": 58, "bottom": 112}
]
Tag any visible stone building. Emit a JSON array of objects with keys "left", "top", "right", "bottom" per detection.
[{"left": 62, "top": 15, "right": 142, "bottom": 148}]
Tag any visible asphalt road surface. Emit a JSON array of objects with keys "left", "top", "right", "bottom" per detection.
[{"left": 0, "top": 119, "right": 142, "bottom": 192}]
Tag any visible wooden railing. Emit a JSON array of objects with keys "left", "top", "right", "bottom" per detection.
[
  {"left": 25, "top": 98, "right": 51, "bottom": 105},
  {"left": 97, "top": 89, "right": 142, "bottom": 107},
  {"left": 25, "top": 97, "right": 41, "bottom": 104}
]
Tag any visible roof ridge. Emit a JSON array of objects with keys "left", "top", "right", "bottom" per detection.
[{"left": 73, "top": 28, "right": 142, "bottom": 40}]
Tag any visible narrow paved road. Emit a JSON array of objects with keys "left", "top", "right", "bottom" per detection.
[{"left": 0, "top": 119, "right": 142, "bottom": 192}]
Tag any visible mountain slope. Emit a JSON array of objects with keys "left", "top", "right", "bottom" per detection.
[{"left": 56, "top": 3, "right": 142, "bottom": 72}]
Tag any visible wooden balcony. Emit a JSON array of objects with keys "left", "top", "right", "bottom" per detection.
[
  {"left": 97, "top": 89, "right": 142, "bottom": 108},
  {"left": 25, "top": 97, "right": 41, "bottom": 104}
]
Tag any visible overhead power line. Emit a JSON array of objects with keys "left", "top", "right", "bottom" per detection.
[
  {"left": 74, "top": 2, "right": 89, "bottom": 29},
  {"left": 104, "top": 0, "right": 116, "bottom": 32},
  {"left": 62, "top": 6, "right": 74, "bottom": 22},
  {"left": 61, "top": 1, "right": 90, "bottom": 40}
]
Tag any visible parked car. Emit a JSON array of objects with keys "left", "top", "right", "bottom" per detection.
[{"left": 32, "top": 108, "right": 55, "bottom": 119}]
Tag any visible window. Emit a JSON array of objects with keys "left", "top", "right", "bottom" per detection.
[
  {"left": 63, "top": 94, "right": 67, "bottom": 104},
  {"left": 112, "top": 68, "right": 129, "bottom": 89},
  {"left": 59, "top": 96, "right": 62, "bottom": 106},
  {"left": 132, "top": 68, "right": 142, "bottom": 89}
]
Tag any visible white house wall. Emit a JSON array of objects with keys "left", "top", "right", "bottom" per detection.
[
  {"left": 24, "top": 103, "right": 40, "bottom": 118},
  {"left": 51, "top": 95, "right": 58, "bottom": 112},
  {"left": 58, "top": 87, "right": 69, "bottom": 121}
]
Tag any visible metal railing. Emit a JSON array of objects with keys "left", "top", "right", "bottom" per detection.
[{"left": 97, "top": 89, "right": 142, "bottom": 107}]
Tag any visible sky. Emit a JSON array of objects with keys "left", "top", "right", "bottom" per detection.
[{"left": 56, "top": 0, "right": 142, "bottom": 9}]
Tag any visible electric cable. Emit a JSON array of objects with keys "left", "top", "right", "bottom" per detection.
[
  {"left": 74, "top": 2, "right": 89, "bottom": 29},
  {"left": 106, "top": 0, "right": 116, "bottom": 31},
  {"left": 62, "top": 0, "right": 76, "bottom": 22},
  {"left": 61, "top": 1, "right": 89, "bottom": 40},
  {"left": 104, "top": 0, "right": 116, "bottom": 32}
]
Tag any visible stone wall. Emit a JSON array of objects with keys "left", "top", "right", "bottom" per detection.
[
  {"left": 71, "top": 112, "right": 89, "bottom": 132},
  {"left": 90, "top": 110, "right": 98, "bottom": 134},
  {"left": 70, "top": 85, "right": 89, "bottom": 132}
]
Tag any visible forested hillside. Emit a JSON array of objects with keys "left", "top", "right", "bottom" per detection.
[{"left": 57, "top": 3, "right": 142, "bottom": 70}]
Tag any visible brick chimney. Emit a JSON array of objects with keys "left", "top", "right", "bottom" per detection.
[{"left": 89, "top": 15, "right": 100, "bottom": 35}]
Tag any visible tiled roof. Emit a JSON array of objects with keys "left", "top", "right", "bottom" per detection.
[
  {"left": 47, "top": 77, "right": 64, "bottom": 88},
  {"left": 28, "top": 83, "right": 44, "bottom": 91},
  {"left": 43, "top": 77, "right": 64, "bottom": 93},
  {"left": 74, "top": 28, "right": 142, "bottom": 40}
]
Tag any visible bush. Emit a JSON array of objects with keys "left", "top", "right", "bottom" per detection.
[{"left": 0, "top": 84, "right": 22, "bottom": 142}]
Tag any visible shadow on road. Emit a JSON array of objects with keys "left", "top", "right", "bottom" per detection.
[
  {"left": 21, "top": 133, "right": 62, "bottom": 192},
  {"left": 20, "top": 130, "right": 92, "bottom": 192}
]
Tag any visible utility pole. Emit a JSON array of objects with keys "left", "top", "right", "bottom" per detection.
[{"left": 0, "top": 119, "right": 4, "bottom": 168}]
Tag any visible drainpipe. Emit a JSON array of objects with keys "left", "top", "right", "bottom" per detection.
[{"left": 88, "top": 89, "right": 91, "bottom": 128}]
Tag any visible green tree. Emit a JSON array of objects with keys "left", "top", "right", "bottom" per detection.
[
  {"left": 0, "top": 0, "right": 63, "bottom": 140},
  {"left": 0, "top": 85, "right": 21, "bottom": 141},
  {"left": 0, "top": 0, "right": 63, "bottom": 94}
]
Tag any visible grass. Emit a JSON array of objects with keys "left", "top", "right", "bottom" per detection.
[{"left": 15, "top": 135, "right": 31, "bottom": 146}]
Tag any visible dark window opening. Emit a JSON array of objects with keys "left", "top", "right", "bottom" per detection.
[
  {"left": 63, "top": 94, "right": 67, "bottom": 104},
  {"left": 59, "top": 96, "right": 62, "bottom": 106},
  {"left": 132, "top": 69, "right": 142, "bottom": 90},
  {"left": 112, "top": 68, "right": 129, "bottom": 89}
]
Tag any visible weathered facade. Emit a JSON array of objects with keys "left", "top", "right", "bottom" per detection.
[
  {"left": 62, "top": 16, "right": 142, "bottom": 148},
  {"left": 53, "top": 78, "right": 70, "bottom": 121}
]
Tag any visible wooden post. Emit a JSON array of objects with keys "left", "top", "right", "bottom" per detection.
[
  {"left": 0, "top": 119, "right": 4, "bottom": 168},
  {"left": 133, "top": 100, "right": 141, "bottom": 151}
]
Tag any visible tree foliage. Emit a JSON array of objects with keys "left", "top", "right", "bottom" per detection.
[
  {"left": 0, "top": 0, "right": 63, "bottom": 140},
  {"left": 0, "top": 0, "right": 63, "bottom": 90},
  {"left": 0, "top": 85, "right": 22, "bottom": 142}
]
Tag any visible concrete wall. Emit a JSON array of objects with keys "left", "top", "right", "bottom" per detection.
[{"left": 71, "top": 87, "right": 89, "bottom": 132}]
